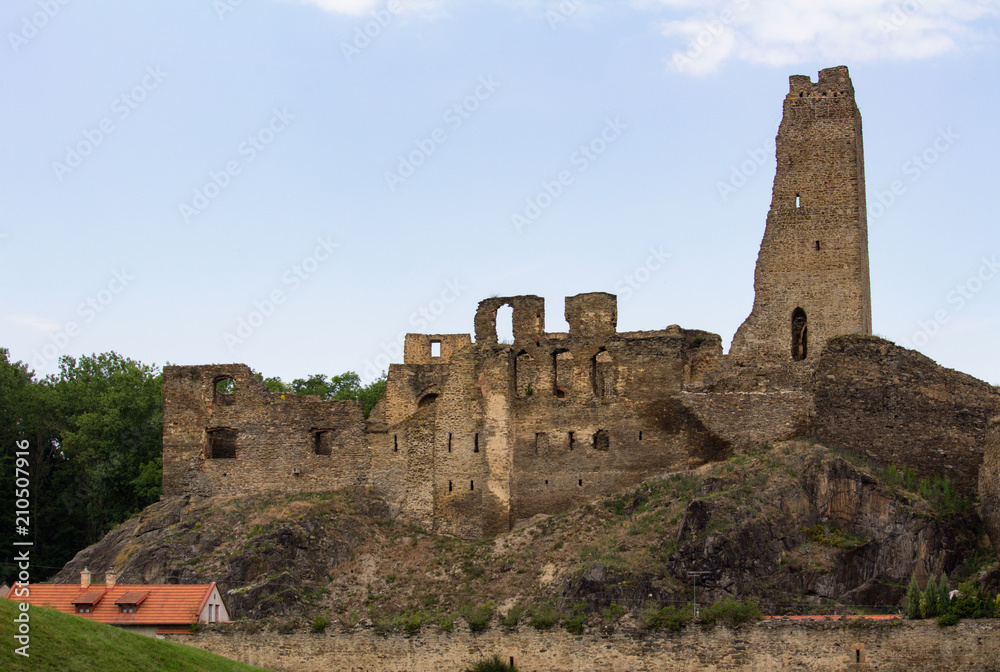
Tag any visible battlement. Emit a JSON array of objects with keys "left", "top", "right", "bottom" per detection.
[{"left": 788, "top": 65, "right": 855, "bottom": 100}]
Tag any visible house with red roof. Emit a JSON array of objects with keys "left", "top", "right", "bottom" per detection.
[{"left": 5, "top": 568, "right": 230, "bottom": 637}]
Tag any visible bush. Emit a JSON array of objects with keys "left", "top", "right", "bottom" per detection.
[
  {"left": 601, "top": 601, "right": 625, "bottom": 623},
  {"left": 310, "top": 614, "right": 330, "bottom": 633},
  {"left": 699, "top": 598, "right": 762, "bottom": 627},
  {"left": 465, "top": 655, "right": 516, "bottom": 672},
  {"left": 641, "top": 604, "right": 691, "bottom": 631},
  {"left": 529, "top": 602, "right": 561, "bottom": 630},
  {"left": 562, "top": 602, "right": 587, "bottom": 635},
  {"left": 463, "top": 604, "right": 494, "bottom": 632},
  {"left": 936, "top": 611, "right": 960, "bottom": 626},
  {"left": 501, "top": 604, "right": 524, "bottom": 627}
]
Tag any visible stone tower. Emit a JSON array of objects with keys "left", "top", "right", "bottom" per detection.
[{"left": 730, "top": 66, "right": 872, "bottom": 366}]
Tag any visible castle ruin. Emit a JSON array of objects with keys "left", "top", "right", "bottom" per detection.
[{"left": 162, "top": 67, "right": 997, "bottom": 538}]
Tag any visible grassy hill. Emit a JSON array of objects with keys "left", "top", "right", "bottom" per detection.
[{"left": 0, "top": 598, "right": 273, "bottom": 672}]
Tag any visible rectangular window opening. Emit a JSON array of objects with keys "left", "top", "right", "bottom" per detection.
[
  {"left": 795, "top": 194, "right": 801, "bottom": 208},
  {"left": 470, "top": 480, "right": 475, "bottom": 491},
  {"left": 639, "top": 431, "right": 643, "bottom": 441},
  {"left": 430, "top": 340, "right": 441, "bottom": 358},
  {"left": 815, "top": 240, "right": 821, "bottom": 251},
  {"left": 568, "top": 431, "right": 575, "bottom": 450},
  {"left": 448, "top": 480, "right": 453, "bottom": 492},
  {"left": 393, "top": 434, "right": 398, "bottom": 452},
  {"left": 448, "top": 432, "right": 452, "bottom": 453},
  {"left": 578, "top": 479, "right": 583, "bottom": 487},
  {"left": 474, "top": 433, "right": 479, "bottom": 453}
]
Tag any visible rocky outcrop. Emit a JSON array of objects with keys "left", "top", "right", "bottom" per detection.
[
  {"left": 979, "top": 417, "right": 1000, "bottom": 558},
  {"left": 808, "top": 335, "right": 997, "bottom": 495},
  {"left": 53, "top": 490, "right": 394, "bottom": 619}
]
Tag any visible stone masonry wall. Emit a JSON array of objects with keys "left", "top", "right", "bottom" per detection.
[{"left": 172, "top": 619, "right": 1000, "bottom": 672}]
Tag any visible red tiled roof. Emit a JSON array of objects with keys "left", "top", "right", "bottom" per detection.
[{"left": 5, "top": 582, "right": 222, "bottom": 627}]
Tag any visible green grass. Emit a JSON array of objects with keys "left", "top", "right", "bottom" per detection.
[{"left": 0, "top": 600, "right": 273, "bottom": 672}]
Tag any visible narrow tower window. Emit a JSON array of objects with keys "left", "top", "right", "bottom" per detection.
[
  {"left": 815, "top": 240, "right": 821, "bottom": 251},
  {"left": 474, "top": 433, "right": 479, "bottom": 453},
  {"left": 795, "top": 194, "right": 801, "bottom": 208},
  {"left": 448, "top": 433, "right": 452, "bottom": 453},
  {"left": 791, "top": 308, "right": 808, "bottom": 361}
]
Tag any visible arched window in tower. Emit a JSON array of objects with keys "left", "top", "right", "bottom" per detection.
[{"left": 791, "top": 308, "right": 808, "bottom": 361}]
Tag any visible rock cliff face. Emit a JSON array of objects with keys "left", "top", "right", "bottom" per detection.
[{"left": 980, "top": 417, "right": 1000, "bottom": 558}]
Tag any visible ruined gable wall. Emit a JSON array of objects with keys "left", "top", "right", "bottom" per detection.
[
  {"left": 161, "top": 364, "right": 368, "bottom": 498},
  {"left": 509, "top": 326, "right": 728, "bottom": 524},
  {"left": 730, "top": 66, "right": 871, "bottom": 367}
]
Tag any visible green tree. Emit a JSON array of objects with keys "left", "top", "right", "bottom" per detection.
[
  {"left": 905, "top": 574, "right": 922, "bottom": 619},
  {"left": 922, "top": 578, "right": 939, "bottom": 618},
  {"left": 937, "top": 573, "right": 951, "bottom": 614}
]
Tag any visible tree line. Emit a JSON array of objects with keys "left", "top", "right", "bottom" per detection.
[{"left": 0, "top": 348, "right": 385, "bottom": 584}]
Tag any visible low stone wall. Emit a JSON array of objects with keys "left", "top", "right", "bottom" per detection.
[{"left": 169, "top": 619, "right": 1000, "bottom": 672}]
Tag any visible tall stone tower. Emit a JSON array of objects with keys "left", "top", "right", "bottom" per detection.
[{"left": 730, "top": 65, "right": 872, "bottom": 367}]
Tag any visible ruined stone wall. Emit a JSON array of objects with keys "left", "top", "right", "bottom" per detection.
[
  {"left": 162, "top": 364, "right": 368, "bottom": 498},
  {"left": 730, "top": 65, "right": 871, "bottom": 368},
  {"left": 172, "top": 619, "right": 1000, "bottom": 672},
  {"left": 808, "top": 335, "right": 998, "bottom": 495}
]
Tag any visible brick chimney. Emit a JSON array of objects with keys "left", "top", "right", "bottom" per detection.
[
  {"left": 81, "top": 567, "right": 91, "bottom": 589},
  {"left": 105, "top": 568, "right": 116, "bottom": 589}
]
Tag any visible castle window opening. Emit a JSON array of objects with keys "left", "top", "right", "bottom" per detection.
[
  {"left": 313, "top": 430, "right": 333, "bottom": 456},
  {"left": 449, "top": 480, "right": 453, "bottom": 492},
  {"left": 214, "top": 377, "right": 236, "bottom": 406},
  {"left": 593, "top": 429, "right": 609, "bottom": 451},
  {"left": 856, "top": 651, "right": 861, "bottom": 664},
  {"left": 496, "top": 304, "right": 514, "bottom": 345},
  {"left": 639, "top": 431, "right": 643, "bottom": 441},
  {"left": 448, "top": 433, "right": 452, "bottom": 453},
  {"left": 795, "top": 194, "right": 801, "bottom": 208},
  {"left": 554, "top": 349, "right": 573, "bottom": 398},
  {"left": 544, "top": 479, "right": 548, "bottom": 485},
  {"left": 207, "top": 428, "right": 238, "bottom": 459},
  {"left": 418, "top": 393, "right": 438, "bottom": 408},
  {"left": 815, "top": 240, "right": 821, "bottom": 251},
  {"left": 568, "top": 431, "right": 575, "bottom": 450},
  {"left": 394, "top": 434, "right": 398, "bottom": 452},
  {"left": 430, "top": 340, "right": 441, "bottom": 358},
  {"left": 592, "top": 349, "right": 614, "bottom": 399},
  {"left": 515, "top": 350, "right": 533, "bottom": 397},
  {"left": 791, "top": 308, "right": 808, "bottom": 361},
  {"left": 470, "top": 480, "right": 474, "bottom": 491},
  {"left": 578, "top": 479, "right": 583, "bottom": 486},
  {"left": 474, "top": 433, "right": 479, "bottom": 453}
]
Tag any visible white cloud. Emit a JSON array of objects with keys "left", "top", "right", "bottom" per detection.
[
  {"left": 291, "top": 0, "right": 450, "bottom": 17},
  {"left": 5, "top": 314, "right": 62, "bottom": 333},
  {"left": 658, "top": 0, "right": 1000, "bottom": 75}
]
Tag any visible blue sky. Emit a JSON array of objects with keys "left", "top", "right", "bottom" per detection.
[{"left": 2, "top": 0, "right": 998, "bottom": 385}]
